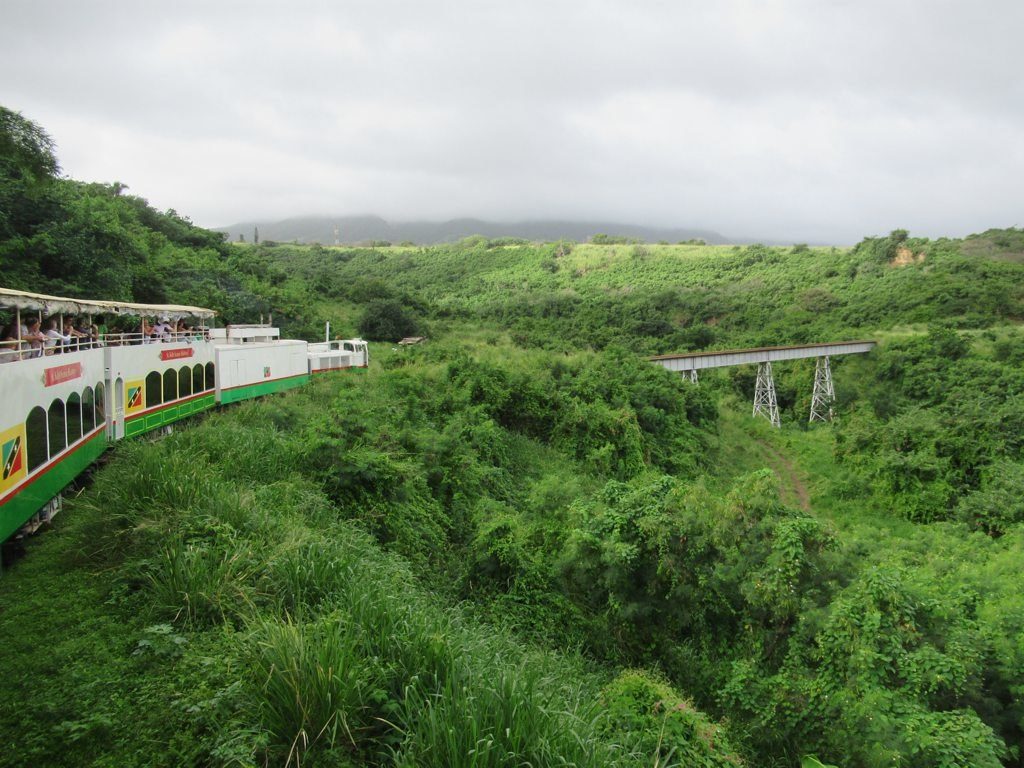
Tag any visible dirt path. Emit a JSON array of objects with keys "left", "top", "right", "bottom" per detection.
[{"left": 756, "top": 439, "right": 811, "bottom": 512}]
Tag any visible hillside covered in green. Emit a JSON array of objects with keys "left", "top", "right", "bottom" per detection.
[
  {"left": 0, "top": 107, "right": 321, "bottom": 336},
  {"left": 2, "top": 107, "right": 1024, "bottom": 768}
]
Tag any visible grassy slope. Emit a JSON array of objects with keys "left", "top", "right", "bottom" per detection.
[
  {"left": 0, "top": 393, "right": 740, "bottom": 768},
  {"left": 0, "top": 484, "right": 212, "bottom": 766}
]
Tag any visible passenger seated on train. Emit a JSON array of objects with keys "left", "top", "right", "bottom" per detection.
[
  {"left": 65, "top": 320, "right": 87, "bottom": 350},
  {"left": 0, "top": 323, "right": 21, "bottom": 362},
  {"left": 151, "top": 316, "right": 173, "bottom": 342},
  {"left": 21, "top": 318, "right": 47, "bottom": 358},
  {"left": 43, "top": 318, "right": 72, "bottom": 353},
  {"left": 175, "top": 319, "right": 198, "bottom": 341},
  {"left": 105, "top": 317, "right": 129, "bottom": 346},
  {"left": 73, "top": 318, "right": 95, "bottom": 349}
]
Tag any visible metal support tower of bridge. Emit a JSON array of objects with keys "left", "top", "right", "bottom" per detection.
[
  {"left": 649, "top": 340, "right": 876, "bottom": 428},
  {"left": 808, "top": 356, "right": 835, "bottom": 423},
  {"left": 752, "top": 362, "right": 780, "bottom": 427}
]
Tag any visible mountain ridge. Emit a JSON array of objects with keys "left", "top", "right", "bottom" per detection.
[{"left": 215, "top": 215, "right": 733, "bottom": 245}]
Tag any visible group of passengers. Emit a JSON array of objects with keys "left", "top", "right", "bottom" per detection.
[
  {"left": 1, "top": 317, "right": 98, "bottom": 361},
  {"left": 139, "top": 317, "right": 198, "bottom": 343},
  {"left": 1, "top": 313, "right": 208, "bottom": 361}
]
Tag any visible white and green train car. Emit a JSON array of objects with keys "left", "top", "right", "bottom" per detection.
[
  {"left": 307, "top": 338, "right": 369, "bottom": 373},
  {"left": 211, "top": 324, "right": 310, "bottom": 404},
  {"left": 0, "top": 287, "right": 366, "bottom": 555}
]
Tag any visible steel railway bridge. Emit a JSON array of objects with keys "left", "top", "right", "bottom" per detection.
[{"left": 650, "top": 340, "right": 876, "bottom": 427}]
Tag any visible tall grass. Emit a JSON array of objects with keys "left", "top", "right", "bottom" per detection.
[
  {"left": 71, "top": 403, "right": 727, "bottom": 766},
  {"left": 248, "top": 547, "right": 639, "bottom": 767},
  {"left": 147, "top": 536, "right": 258, "bottom": 626},
  {"left": 250, "top": 614, "right": 385, "bottom": 766}
]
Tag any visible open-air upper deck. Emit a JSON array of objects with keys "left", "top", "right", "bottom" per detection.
[{"left": 0, "top": 287, "right": 217, "bottom": 364}]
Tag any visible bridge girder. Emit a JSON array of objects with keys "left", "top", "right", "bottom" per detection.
[{"left": 650, "top": 340, "right": 874, "bottom": 427}]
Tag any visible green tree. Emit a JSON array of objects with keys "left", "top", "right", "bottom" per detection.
[
  {"left": 0, "top": 106, "right": 62, "bottom": 281},
  {"left": 0, "top": 106, "right": 59, "bottom": 187},
  {"left": 357, "top": 299, "right": 420, "bottom": 341}
]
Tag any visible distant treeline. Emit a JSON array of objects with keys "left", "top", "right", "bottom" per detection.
[{"left": 216, "top": 214, "right": 729, "bottom": 246}]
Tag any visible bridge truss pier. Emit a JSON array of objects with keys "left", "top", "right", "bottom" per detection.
[
  {"left": 650, "top": 340, "right": 875, "bottom": 428},
  {"left": 752, "top": 361, "right": 780, "bottom": 427},
  {"left": 809, "top": 356, "right": 835, "bottom": 423}
]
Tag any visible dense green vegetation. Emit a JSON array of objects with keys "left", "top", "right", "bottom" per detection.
[
  {"left": 254, "top": 229, "right": 1024, "bottom": 352},
  {"left": 3, "top": 106, "right": 1024, "bottom": 767},
  {"left": 0, "top": 407, "right": 741, "bottom": 767}
]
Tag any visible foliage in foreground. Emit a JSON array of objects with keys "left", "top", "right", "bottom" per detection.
[
  {"left": 2, "top": 333, "right": 1021, "bottom": 768},
  {"left": 149, "top": 348, "right": 1013, "bottom": 768},
  {"left": 0, "top": 404, "right": 740, "bottom": 767}
]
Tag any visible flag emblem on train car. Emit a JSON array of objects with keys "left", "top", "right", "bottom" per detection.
[
  {"left": 126, "top": 381, "right": 144, "bottom": 413},
  {"left": 2, "top": 436, "right": 22, "bottom": 481},
  {"left": 0, "top": 425, "right": 27, "bottom": 493}
]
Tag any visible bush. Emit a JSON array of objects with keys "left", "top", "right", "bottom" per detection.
[
  {"left": 356, "top": 299, "right": 420, "bottom": 341},
  {"left": 956, "top": 461, "right": 1024, "bottom": 536},
  {"left": 600, "top": 670, "right": 741, "bottom": 767}
]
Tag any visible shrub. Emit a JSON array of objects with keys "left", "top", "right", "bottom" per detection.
[
  {"left": 600, "top": 670, "right": 741, "bottom": 767},
  {"left": 956, "top": 461, "right": 1024, "bottom": 536},
  {"left": 356, "top": 299, "right": 420, "bottom": 341}
]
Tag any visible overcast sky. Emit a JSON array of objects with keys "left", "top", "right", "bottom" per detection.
[{"left": 2, "top": 0, "right": 1022, "bottom": 243}]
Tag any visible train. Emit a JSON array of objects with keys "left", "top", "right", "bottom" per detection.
[{"left": 0, "top": 287, "right": 368, "bottom": 556}]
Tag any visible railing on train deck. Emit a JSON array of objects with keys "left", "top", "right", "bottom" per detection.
[{"left": 0, "top": 330, "right": 212, "bottom": 364}]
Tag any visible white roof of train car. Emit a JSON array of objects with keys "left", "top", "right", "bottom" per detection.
[{"left": 0, "top": 287, "right": 217, "bottom": 319}]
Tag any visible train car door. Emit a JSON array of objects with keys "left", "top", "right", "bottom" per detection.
[{"left": 113, "top": 376, "right": 125, "bottom": 439}]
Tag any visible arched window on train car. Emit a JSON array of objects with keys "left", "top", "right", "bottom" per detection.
[
  {"left": 145, "top": 371, "right": 162, "bottom": 408},
  {"left": 163, "top": 369, "right": 178, "bottom": 402},
  {"left": 192, "top": 363, "right": 204, "bottom": 393},
  {"left": 66, "top": 392, "right": 83, "bottom": 445},
  {"left": 205, "top": 362, "right": 215, "bottom": 391},
  {"left": 47, "top": 398, "right": 66, "bottom": 458},
  {"left": 26, "top": 406, "right": 47, "bottom": 473},
  {"left": 95, "top": 381, "right": 105, "bottom": 424},
  {"left": 178, "top": 366, "right": 192, "bottom": 398},
  {"left": 82, "top": 386, "right": 96, "bottom": 433}
]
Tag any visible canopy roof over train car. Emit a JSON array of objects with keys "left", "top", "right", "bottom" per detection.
[{"left": 0, "top": 287, "right": 216, "bottom": 320}]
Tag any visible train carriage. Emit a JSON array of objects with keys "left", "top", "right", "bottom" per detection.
[
  {"left": 1, "top": 343, "right": 109, "bottom": 542},
  {"left": 0, "top": 287, "right": 368, "bottom": 557},
  {"left": 307, "top": 338, "right": 369, "bottom": 373},
  {"left": 212, "top": 324, "right": 309, "bottom": 403},
  {"left": 109, "top": 340, "right": 218, "bottom": 440},
  {"left": 0, "top": 289, "right": 222, "bottom": 543}
]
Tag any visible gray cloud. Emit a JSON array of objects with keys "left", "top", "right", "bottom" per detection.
[{"left": 2, "top": 0, "right": 1021, "bottom": 242}]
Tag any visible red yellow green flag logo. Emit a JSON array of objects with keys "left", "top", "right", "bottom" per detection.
[
  {"left": 2, "top": 436, "right": 22, "bottom": 481},
  {"left": 126, "top": 380, "right": 145, "bottom": 413},
  {"left": 0, "top": 425, "right": 27, "bottom": 494}
]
